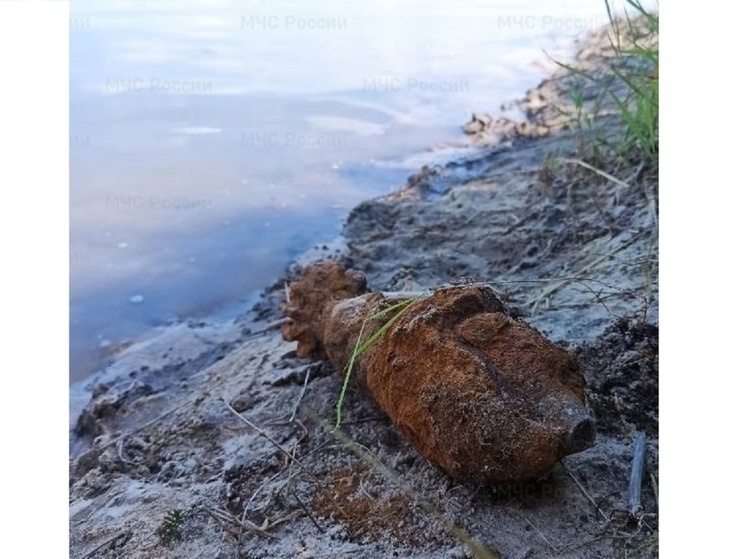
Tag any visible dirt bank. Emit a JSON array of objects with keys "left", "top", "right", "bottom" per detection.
[{"left": 70, "top": 21, "right": 658, "bottom": 559}]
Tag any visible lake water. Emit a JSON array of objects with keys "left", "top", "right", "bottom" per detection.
[{"left": 70, "top": 0, "right": 622, "bottom": 381}]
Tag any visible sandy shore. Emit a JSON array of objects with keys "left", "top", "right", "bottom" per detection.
[{"left": 70, "top": 22, "right": 658, "bottom": 559}]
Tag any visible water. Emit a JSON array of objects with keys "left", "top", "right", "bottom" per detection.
[{"left": 70, "top": 0, "right": 622, "bottom": 381}]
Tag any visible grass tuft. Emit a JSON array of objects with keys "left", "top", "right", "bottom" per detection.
[
  {"left": 157, "top": 509, "right": 185, "bottom": 544},
  {"left": 552, "top": 0, "right": 658, "bottom": 177}
]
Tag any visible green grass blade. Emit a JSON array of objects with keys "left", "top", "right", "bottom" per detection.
[{"left": 333, "top": 297, "right": 421, "bottom": 429}]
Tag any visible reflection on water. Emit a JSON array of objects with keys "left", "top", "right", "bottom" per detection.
[{"left": 70, "top": 0, "right": 619, "bottom": 380}]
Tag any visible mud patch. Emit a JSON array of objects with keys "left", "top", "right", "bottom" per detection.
[
  {"left": 580, "top": 318, "right": 659, "bottom": 437},
  {"left": 313, "top": 465, "right": 423, "bottom": 546}
]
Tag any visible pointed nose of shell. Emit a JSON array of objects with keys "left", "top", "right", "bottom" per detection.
[{"left": 565, "top": 415, "right": 596, "bottom": 455}]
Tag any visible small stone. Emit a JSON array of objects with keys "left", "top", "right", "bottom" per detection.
[
  {"left": 231, "top": 394, "right": 252, "bottom": 413},
  {"left": 92, "top": 383, "right": 110, "bottom": 398},
  {"left": 462, "top": 112, "right": 493, "bottom": 134}
]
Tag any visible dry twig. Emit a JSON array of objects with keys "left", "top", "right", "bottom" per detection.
[
  {"left": 563, "top": 462, "right": 610, "bottom": 523},
  {"left": 527, "top": 232, "right": 643, "bottom": 313},
  {"left": 627, "top": 432, "right": 647, "bottom": 517},
  {"left": 291, "top": 488, "right": 325, "bottom": 534},
  {"left": 203, "top": 506, "right": 278, "bottom": 540},
  {"left": 559, "top": 157, "right": 631, "bottom": 189},
  {"left": 81, "top": 531, "right": 132, "bottom": 559},
  {"left": 223, "top": 399, "right": 319, "bottom": 481},
  {"left": 289, "top": 365, "right": 312, "bottom": 422}
]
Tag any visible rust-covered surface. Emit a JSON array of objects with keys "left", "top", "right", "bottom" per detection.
[
  {"left": 282, "top": 261, "right": 596, "bottom": 484},
  {"left": 281, "top": 261, "right": 368, "bottom": 360}
]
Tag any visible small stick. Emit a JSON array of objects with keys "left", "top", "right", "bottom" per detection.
[
  {"left": 379, "top": 277, "right": 641, "bottom": 312},
  {"left": 244, "top": 317, "right": 291, "bottom": 339},
  {"left": 81, "top": 532, "right": 132, "bottom": 559},
  {"left": 100, "top": 400, "right": 188, "bottom": 450},
  {"left": 563, "top": 462, "right": 610, "bottom": 523},
  {"left": 527, "top": 232, "right": 643, "bottom": 313},
  {"left": 289, "top": 365, "right": 312, "bottom": 422},
  {"left": 559, "top": 157, "right": 632, "bottom": 189},
  {"left": 223, "top": 399, "right": 318, "bottom": 481},
  {"left": 290, "top": 488, "right": 325, "bottom": 534},
  {"left": 380, "top": 290, "right": 430, "bottom": 299},
  {"left": 521, "top": 515, "right": 559, "bottom": 554},
  {"left": 244, "top": 468, "right": 287, "bottom": 513},
  {"left": 237, "top": 468, "right": 287, "bottom": 557},
  {"left": 337, "top": 415, "right": 388, "bottom": 425},
  {"left": 224, "top": 400, "right": 299, "bottom": 464},
  {"left": 204, "top": 506, "right": 277, "bottom": 540},
  {"left": 380, "top": 284, "right": 492, "bottom": 300},
  {"left": 116, "top": 439, "right": 136, "bottom": 466},
  {"left": 627, "top": 431, "right": 647, "bottom": 517}
]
